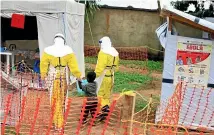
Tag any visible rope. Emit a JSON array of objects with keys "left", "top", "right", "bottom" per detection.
[
  {"left": 145, "top": 46, "right": 164, "bottom": 53},
  {"left": 134, "top": 91, "right": 148, "bottom": 102},
  {"left": 62, "top": 13, "right": 66, "bottom": 40},
  {"left": 86, "top": 10, "right": 97, "bottom": 54},
  {"left": 143, "top": 97, "right": 153, "bottom": 134},
  {"left": 120, "top": 120, "right": 189, "bottom": 134}
]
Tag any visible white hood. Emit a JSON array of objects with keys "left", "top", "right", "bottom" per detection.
[
  {"left": 44, "top": 33, "right": 73, "bottom": 57},
  {"left": 99, "top": 36, "right": 119, "bottom": 57}
]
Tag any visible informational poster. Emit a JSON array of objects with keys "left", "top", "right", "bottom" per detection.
[{"left": 174, "top": 40, "right": 213, "bottom": 88}]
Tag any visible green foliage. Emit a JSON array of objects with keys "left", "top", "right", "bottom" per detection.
[
  {"left": 5, "top": 127, "right": 20, "bottom": 135},
  {"left": 171, "top": 0, "right": 214, "bottom": 18},
  {"left": 85, "top": 57, "right": 97, "bottom": 64},
  {"left": 135, "top": 98, "right": 148, "bottom": 112},
  {"left": 171, "top": 1, "right": 198, "bottom": 12},
  {"left": 85, "top": 57, "right": 163, "bottom": 72},
  {"left": 77, "top": 0, "right": 100, "bottom": 21},
  {"left": 84, "top": 62, "right": 154, "bottom": 92},
  {"left": 69, "top": 71, "right": 153, "bottom": 96},
  {"left": 120, "top": 60, "right": 163, "bottom": 72},
  {"left": 68, "top": 91, "right": 85, "bottom": 97},
  {"left": 113, "top": 72, "right": 153, "bottom": 93}
]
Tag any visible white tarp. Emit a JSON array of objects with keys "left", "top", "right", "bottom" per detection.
[
  {"left": 155, "top": 21, "right": 178, "bottom": 48},
  {"left": 1, "top": 0, "right": 85, "bottom": 76},
  {"left": 155, "top": 22, "right": 168, "bottom": 48}
]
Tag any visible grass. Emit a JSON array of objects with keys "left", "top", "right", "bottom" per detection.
[
  {"left": 113, "top": 72, "right": 153, "bottom": 93},
  {"left": 85, "top": 57, "right": 163, "bottom": 72},
  {"left": 4, "top": 127, "right": 20, "bottom": 135},
  {"left": 85, "top": 56, "right": 158, "bottom": 93},
  {"left": 69, "top": 69, "right": 153, "bottom": 96},
  {"left": 135, "top": 99, "right": 148, "bottom": 112},
  {"left": 85, "top": 63, "right": 153, "bottom": 93}
]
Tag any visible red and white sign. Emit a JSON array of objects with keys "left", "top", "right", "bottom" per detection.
[
  {"left": 174, "top": 40, "right": 212, "bottom": 88},
  {"left": 11, "top": 14, "right": 25, "bottom": 29}
]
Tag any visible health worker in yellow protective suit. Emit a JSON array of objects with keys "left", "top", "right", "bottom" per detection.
[
  {"left": 95, "top": 36, "right": 119, "bottom": 121},
  {"left": 40, "top": 33, "right": 82, "bottom": 130}
]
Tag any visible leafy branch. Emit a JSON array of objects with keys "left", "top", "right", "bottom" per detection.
[
  {"left": 76, "top": 0, "right": 100, "bottom": 21},
  {"left": 171, "top": 0, "right": 214, "bottom": 18}
]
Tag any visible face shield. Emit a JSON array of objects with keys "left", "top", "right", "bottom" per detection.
[
  {"left": 99, "top": 36, "right": 112, "bottom": 50},
  {"left": 54, "top": 33, "right": 65, "bottom": 44}
]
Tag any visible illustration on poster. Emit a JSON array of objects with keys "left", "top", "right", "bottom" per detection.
[
  {"left": 188, "top": 76, "right": 194, "bottom": 83},
  {"left": 200, "top": 69, "right": 205, "bottom": 75},
  {"left": 186, "top": 57, "right": 192, "bottom": 65},
  {"left": 174, "top": 40, "right": 212, "bottom": 88},
  {"left": 176, "top": 56, "right": 183, "bottom": 65},
  {"left": 189, "top": 68, "right": 193, "bottom": 73},
  {"left": 195, "top": 56, "right": 201, "bottom": 63},
  {"left": 178, "top": 67, "right": 184, "bottom": 72}
]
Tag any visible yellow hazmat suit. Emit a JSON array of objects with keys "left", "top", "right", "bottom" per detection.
[
  {"left": 95, "top": 37, "right": 119, "bottom": 107},
  {"left": 40, "top": 34, "right": 81, "bottom": 129}
]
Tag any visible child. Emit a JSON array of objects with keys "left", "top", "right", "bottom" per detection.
[{"left": 78, "top": 71, "right": 98, "bottom": 124}]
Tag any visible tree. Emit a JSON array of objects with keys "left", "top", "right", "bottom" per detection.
[
  {"left": 75, "top": 0, "right": 100, "bottom": 21},
  {"left": 171, "top": 0, "right": 214, "bottom": 18},
  {"left": 74, "top": 0, "right": 100, "bottom": 46}
]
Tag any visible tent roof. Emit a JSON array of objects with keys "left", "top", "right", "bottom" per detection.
[
  {"left": 160, "top": 6, "right": 214, "bottom": 34},
  {"left": 1, "top": 0, "right": 85, "bottom": 15}
]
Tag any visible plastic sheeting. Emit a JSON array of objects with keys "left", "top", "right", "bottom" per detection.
[
  {"left": 1, "top": 0, "right": 85, "bottom": 77},
  {"left": 155, "top": 22, "right": 168, "bottom": 48},
  {"left": 155, "top": 22, "right": 178, "bottom": 48},
  {"left": 157, "top": 34, "right": 214, "bottom": 130}
]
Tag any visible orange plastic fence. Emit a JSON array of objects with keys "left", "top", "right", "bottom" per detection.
[
  {"left": 84, "top": 45, "right": 148, "bottom": 60},
  {"left": 161, "top": 82, "right": 182, "bottom": 125},
  {"left": 1, "top": 63, "right": 214, "bottom": 135},
  {"left": 156, "top": 82, "right": 214, "bottom": 134}
]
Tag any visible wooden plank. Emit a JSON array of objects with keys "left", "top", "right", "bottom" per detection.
[
  {"left": 160, "top": 10, "right": 214, "bottom": 34},
  {"left": 168, "top": 17, "right": 172, "bottom": 31},
  {"left": 121, "top": 93, "right": 136, "bottom": 135}
]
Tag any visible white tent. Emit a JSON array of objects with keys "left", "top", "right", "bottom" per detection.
[{"left": 1, "top": 0, "right": 85, "bottom": 77}]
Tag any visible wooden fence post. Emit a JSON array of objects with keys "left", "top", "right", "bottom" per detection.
[{"left": 121, "top": 93, "right": 136, "bottom": 135}]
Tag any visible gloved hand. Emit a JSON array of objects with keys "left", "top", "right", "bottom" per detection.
[{"left": 76, "top": 77, "right": 82, "bottom": 82}]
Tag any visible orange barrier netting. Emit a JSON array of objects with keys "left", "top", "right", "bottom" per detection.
[
  {"left": 84, "top": 45, "right": 148, "bottom": 60},
  {"left": 1, "top": 63, "right": 214, "bottom": 135},
  {"left": 155, "top": 82, "right": 214, "bottom": 134},
  {"left": 161, "top": 82, "right": 182, "bottom": 125}
]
